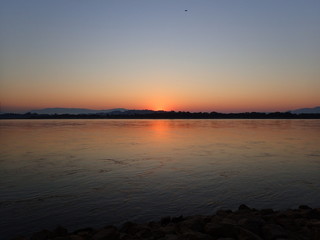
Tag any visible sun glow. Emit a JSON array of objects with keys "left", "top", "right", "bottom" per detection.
[
  {"left": 150, "top": 101, "right": 169, "bottom": 111},
  {"left": 148, "top": 96, "right": 181, "bottom": 112}
]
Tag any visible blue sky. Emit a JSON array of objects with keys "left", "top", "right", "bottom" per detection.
[{"left": 1, "top": 0, "right": 320, "bottom": 112}]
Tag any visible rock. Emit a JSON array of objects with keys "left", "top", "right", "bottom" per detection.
[
  {"left": 119, "top": 234, "right": 140, "bottom": 240},
  {"left": 121, "top": 222, "right": 152, "bottom": 238},
  {"left": 161, "top": 216, "right": 171, "bottom": 226},
  {"left": 216, "top": 238, "right": 235, "bottom": 240},
  {"left": 260, "top": 209, "right": 274, "bottom": 215},
  {"left": 262, "top": 224, "right": 288, "bottom": 240},
  {"left": 302, "top": 209, "right": 320, "bottom": 219},
  {"left": 118, "top": 233, "right": 130, "bottom": 240},
  {"left": 92, "top": 226, "right": 119, "bottom": 240},
  {"left": 178, "top": 215, "right": 209, "bottom": 233},
  {"left": 204, "top": 223, "right": 237, "bottom": 238},
  {"left": 73, "top": 227, "right": 94, "bottom": 238},
  {"left": 135, "top": 227, "right": 153, "bottom": 239},
  {"left": 294, "top": 218, "right": 307, "bottom": 227},
  {"left": 274, "top": 217, "right": 295, "bottom": 230},
  {"left": 10, "top": 236, "right": 27, "bottom": 240},
  {"left": 172, "top": 215, "right": 184, "bottom": 223},
  {"left": 238, "top": 217, "right": 265, "bottom": 235},
  {"left": 221, "top": 218, "right": 237, "bottom": 225},
  {"left": 147, "top": 221, "right": 160, "bottom": 229},
  {"left": 239, "top": 204, "right": 251, "bottom": 211},
  {"left": 120, "top": 221, "right": 138, "bottom": 235},
  {"left": 307, "top": 220, "right": 320, "bottom": 227},
  {"left": 9, "top": 207, "right": 320, "bottom": 240},
  {"left": 205, "top": 222, "right": 262, "bottom": 240},
  {"left": 236, "top": 226, "right": 263, "bottom": 240},
  {"left": 69, "top": 235, "right": 85, "bottom": 240},
  {"left": 158, "top": 234, "right": 179, "bottom": 240},
  {"left": 311, "top": 227, "right": 320, "bottom": 240},
  {"left": 281, "top": 209, "right": 302, "bottom": 219},
  {"left": 299, "top": 205, "right": 312, "bottom": 210},
  {"left": 30, "top": 230, "right": 55, "bottom": 240},
  {"left": 216, "top": 210, "right": 232, "bottom": 217},
  {"left": 54, "top": 226, "right": 68, "bottom": 237},
  {"left": 178, "top": 231, "right": 213, "bottom": 240},
  {"left": 50, "top": 237, "right": 70, "bottom": 240},
  {"left": 161, "top": 223, "right": 178, "bottom": 235},
  {"left": 151, "top": 229, "right": 166, "bottom": 239}
]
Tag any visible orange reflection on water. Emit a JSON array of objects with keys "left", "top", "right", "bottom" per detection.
[{"left": 150, "top": 120, "right": 170, "bottom": 139}]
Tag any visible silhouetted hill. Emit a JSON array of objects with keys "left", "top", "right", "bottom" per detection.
[
  {"left": 29, "top": 108, "right": 127, "bottom": 115},
  {"left": 290, "top": 106, "right": 320, "bottom": 114}
]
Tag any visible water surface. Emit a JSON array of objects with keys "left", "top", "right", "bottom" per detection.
[{"left": 1, "top": 119, "right": 320, "bottom": 238}]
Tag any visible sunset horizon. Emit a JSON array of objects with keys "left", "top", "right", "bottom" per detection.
[
  {"left": 1, "top": 1, "right": 320, "bottom": 239},
  {"left": 2, "top": 104, "right": 320, "bottom": 114},
  {"left": 1, "top": 1, "right": 319, "bottom": 115}
]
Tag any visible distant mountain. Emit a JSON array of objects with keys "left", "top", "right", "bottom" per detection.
[
  {"left": 290, "top": 106, "right": 320, "bottom": 114},
  {"left": 29, "top": 108, "right": 127, "bottom": 115}
]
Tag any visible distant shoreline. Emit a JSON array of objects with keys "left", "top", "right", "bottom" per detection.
[{"left": 1, "top": 111, "right": 320, "bottom": 119}]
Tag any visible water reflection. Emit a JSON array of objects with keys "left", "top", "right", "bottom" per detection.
[{"left": 0, "top": 119, "right": 320, "bottom": 238}]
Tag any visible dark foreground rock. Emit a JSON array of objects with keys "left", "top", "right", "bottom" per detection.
[{"left": 11, "top": 205, "right": 320, "bottom": 240}]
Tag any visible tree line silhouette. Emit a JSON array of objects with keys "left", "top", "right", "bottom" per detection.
[{"left": 1, "top": 111, "right": 319, "bottom": 119}]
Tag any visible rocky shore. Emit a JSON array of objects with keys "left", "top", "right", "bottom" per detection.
[{"left": 11, "top": 205, "right": 320, "bottom": 240}]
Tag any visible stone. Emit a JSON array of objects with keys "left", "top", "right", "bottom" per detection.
[
  {"left": 302, "top": 209, "right": 320, "bottom": 219},
  {"left": 274, "top": 217, "right": 295, "bottom": 231},
  {"left": 239, "top": 204, "right": 251, "bottom": 211},
  {"left": 221, "top": 218, "right": 237, "bottom": 225},
  {"left": 73, "top": 227, "right": 94, "bottom": 237},
  {"left": 161, "top": 223, "right": 178, "bottom": 235},
  {"left": 172, "top": 215, "right": 184, "bottom": 223},
  {"left": 9, "top": 207, "right": 320, "bottom": 240},
  {"left": 54, "top": 226, "right": 68, "bottom": 237},
  {"left": 204, "top": 223, "right": 237, "bottom": 238},
  {"left": 294, "top": 218, "right": 307, "bottom": 227},
  {"left": 136, "top": 227, "right": 153, "bottom": 239},
  {"left": 178, "top": 216, "right": 208, "bottom": 233},
  {"left": 69, "top": 235, "right": 85, "bottom": 240},
  {"left": 158, "top": 234, "right": 179, "bottom": 240},
  {"left": 260, "top": 209, "right": 274, "bottom": 215},
  {"left": 119, "top": 234, "right": 140, "bottom": 240},
  {"left": 161, "top": 216, "right": 172, "bottom": 226},
  {"left": 307, "top": 220, "right": 320, "bottom": 227},
  {"left": 120, "top": 221, "right": 138, "bottom": 234},
  {"left": 10, "top": 236, "right": 27, "bottom": 240},
  {"left": 217, "top": 238, "right": 236, "bottom": 240},
  {"left": 262, "top": 224, "right": 288, "bottom": 240},
  {"left": 147, "top": 221, "right": 160, "bottom": 229},
  {"left": 236, "top": 226, "right": 263, "bottom": 240},
  {"left": 299, "top": 205, "right": 311, "bottom": 210},
  {"left": 151, "top": 229, "right": 166, "bottom": 239},
  {"left": 30, "top": 230, "right": 55, "bottom": 240},
  {"left": 92, "top": 226, "right": 119, "bottom": 240},
  {"left": 216, "top": 210, "right": 232, "bottom": 217},
  {"left": 178, "top": 231, "right": 213, "bottom": 240},
  {"left": 217, "top": 238, "right": 235, "bottom": 240},
  {"left": 51, "top": 237, "right": 70, "bottom": 240},
  {"left": 238, "top": 217, "right": 265, "bottom": 235}
]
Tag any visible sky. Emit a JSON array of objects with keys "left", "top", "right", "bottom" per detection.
[{"left": 1, "top": 0, "right": 320, "bottom": 113}]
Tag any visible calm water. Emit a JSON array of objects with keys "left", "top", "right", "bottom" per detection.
[{"left": 1, "top": 119, "right": 320, "bottom": 238}]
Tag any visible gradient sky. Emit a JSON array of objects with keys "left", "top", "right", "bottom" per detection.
[{"left": 1, "top": 0, "right": 319, "bottom": 113}]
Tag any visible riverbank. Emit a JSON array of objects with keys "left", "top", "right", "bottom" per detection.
[{"left": 11, "top": 205, "right": 320, "bottom": 240}]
